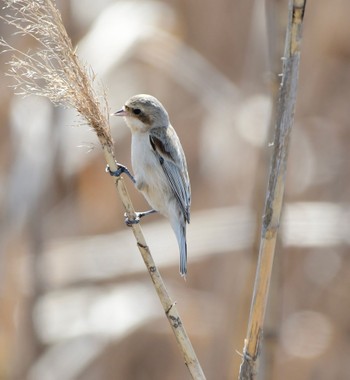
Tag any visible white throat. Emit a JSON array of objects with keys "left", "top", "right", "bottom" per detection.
[{"left": 124, "top": 116, "right": 149, "bottom": 133}]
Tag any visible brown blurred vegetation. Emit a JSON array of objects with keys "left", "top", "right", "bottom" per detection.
[{"left": 1, "top": 0, "right": 350, "bottom": 379}]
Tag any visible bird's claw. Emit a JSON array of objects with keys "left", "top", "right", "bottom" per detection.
[
  {"left": 106, "top": 163, "right": 135, "bottom": 183},
  {"left": 124, "top": 212, "right": 140, "bottom": 227},
  {"left": 124, "top": 209, "right": 157, "bottom": 226},
  {"left": 106, "top": 163, "right": 126, "bottom": 177}
]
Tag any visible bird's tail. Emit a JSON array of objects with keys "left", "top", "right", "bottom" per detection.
[{"left": 172, "top": 221, "right": 187, "bottom": 277}]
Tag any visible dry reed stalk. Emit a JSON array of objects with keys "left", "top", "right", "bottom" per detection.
[
  {"left": 238, "top": 1, "right": 307, "bottom": 379},
  {"left": 0, "top": 1, "right": 205, "bottom": 378}
]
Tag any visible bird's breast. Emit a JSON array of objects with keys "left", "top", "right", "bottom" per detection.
[
  {"left": 131, "top": 132, "right": 157, "bottom": 175},
  {"left": 131, "top": 132, "right": 172, "bottom": 215}
]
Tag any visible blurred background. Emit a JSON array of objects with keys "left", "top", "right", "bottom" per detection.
[{"left": 1, "top": 0, "right": 350, "bottom": 379}]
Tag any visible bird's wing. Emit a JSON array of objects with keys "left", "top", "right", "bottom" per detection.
[{"left": 149, "top": 127, "right": 191, "bottom": 223}]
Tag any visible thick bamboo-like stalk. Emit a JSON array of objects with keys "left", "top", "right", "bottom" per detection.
[
  {"left": 238, "top": 1, "right": 307, "bottom": 379},
  {"left": 1, "top": 1, "right": 205, "bottom": 378}
]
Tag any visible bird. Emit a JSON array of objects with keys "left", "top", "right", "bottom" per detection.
[{"left": 109, "top": 94, "right": 191, "bottom": 277}]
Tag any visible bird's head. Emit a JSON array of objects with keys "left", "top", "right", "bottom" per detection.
[{"left": 113, "top": 94, "right": 169, "bottom": 133}]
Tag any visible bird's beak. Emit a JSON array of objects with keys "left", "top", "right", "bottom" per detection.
[{"left": 112, "top": 107, "right": 127, "bottom": 117}]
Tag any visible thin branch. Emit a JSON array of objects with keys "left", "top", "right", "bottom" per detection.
[
  {"left": 238, "top": 1, "right": 307, "bottom": 379},
  {"left": 1, "top": 1, "right": 205, "bottom": 378}
]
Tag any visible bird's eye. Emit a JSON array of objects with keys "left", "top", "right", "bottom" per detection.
[{"left": 133, "top": 108, "right": 141, "bottom": 115}]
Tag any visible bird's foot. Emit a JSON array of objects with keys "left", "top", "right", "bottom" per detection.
[
  {"left": 106, "top": 163, "right": 135, "bottom": 183},
  {"left": 124, "top": 210, "right": 157, "bottom": 227}
]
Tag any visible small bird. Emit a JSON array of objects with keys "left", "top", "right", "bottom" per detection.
[{"left": 110, "top": 94, "right": 191, "bottom": 277}]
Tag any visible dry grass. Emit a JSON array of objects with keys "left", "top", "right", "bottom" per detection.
[{"left": 0, "top": 0, "right": 111, "bottom": 143}]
